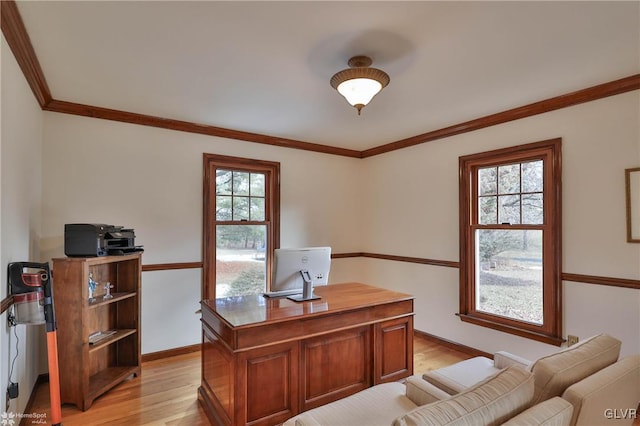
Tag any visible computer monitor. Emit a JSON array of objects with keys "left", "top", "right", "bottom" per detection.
[{"left": 270, "top": 247, "right": 331, "bottom": 301}]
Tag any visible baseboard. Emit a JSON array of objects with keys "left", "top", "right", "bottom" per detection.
[
  {"left": 141, "top": 343, "right": 201, "bottom": 363},
  {"left": 18, "top": 373, "right": 49, "bottom": 426},
  {"left": 415, "top": 329, "right": 493, "bottom": 359}
]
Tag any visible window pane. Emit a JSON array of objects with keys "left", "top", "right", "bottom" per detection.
[
  {"left": 250, "top": 198, "right": 265, "bottom": 221},
  {"left": 251, "top": 173, "right": 265, "bottom": 196},
  {"left": 233, "top": 197, "right": 249, "bottom": 220},
  {"left": 475, "top": 229, "right": 543, "bottom": 324},
  {"left": 522, "top": 161, "right": 543, "bottom": 193},
  {"left": 498, "top": 164, "right": 520, "bottom": 194},
  {"left": 479, "top": 196, "right": 497, "bottom": 224},
  {"left": 216, "top": 196, "right": 232, "bottom": 221},
  {"left": 522, "top": 193, "right": 543, "bottom": 224},
  {"left": 233, "top": 172, "right": 250, "bottom": 196},
  {"left": 479, "top": 167, "right": 497, "bottom": 196},
  {"left": 216, "top": 225, "right": 266, "bottom": 297},
  {"left": 216, "top": 170, "right": 232, "bottom": 195},
  {"left": 498, "top": 195, "right": 521, "bottom": 224}
]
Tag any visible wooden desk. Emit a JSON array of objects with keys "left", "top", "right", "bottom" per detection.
[{"left": 198, "top": 282, "right": 414, "bottom": 426}]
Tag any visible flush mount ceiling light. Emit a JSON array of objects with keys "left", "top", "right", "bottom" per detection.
[{"left": 330, "top": 55, "right": 390, "bottom": 115}]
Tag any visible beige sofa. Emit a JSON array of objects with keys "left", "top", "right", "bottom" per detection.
[
  {"left": 283, "top": 334, "right": 640, "bottom": 425},
  {"left": 504, "top": 354, "right": 640, "bottom": 426},
  {"left": 284, "top": 366, "right": 543, "bottom": 426},
  {"left": 422, "top": 334, "right": 621, "bottom": 403}
]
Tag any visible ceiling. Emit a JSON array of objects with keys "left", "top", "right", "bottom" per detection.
[{"left": 14, "top": 1, "right": 640, "bottom": 151}]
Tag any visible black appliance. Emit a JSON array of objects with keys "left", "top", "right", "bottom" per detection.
[{"left": 64, "top": 223, "right": 143, "bottom": 257}]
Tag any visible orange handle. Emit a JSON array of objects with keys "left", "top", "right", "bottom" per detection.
[{"left": 46, "top": 331, "right": 62, "bottom": 425}]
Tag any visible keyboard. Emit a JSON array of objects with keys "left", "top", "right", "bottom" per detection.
[{"left": 263, "top": 289, "right": 302, "bottom": 298}]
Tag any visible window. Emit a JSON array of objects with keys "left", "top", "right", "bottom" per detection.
[
  {"left": 458, "top": 139, "right": 562, "bottom": 345},
  {"left": 203, "top": 154, "right": 280, "bottom": 300}
]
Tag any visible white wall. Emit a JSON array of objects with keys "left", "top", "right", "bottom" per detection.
[
  {"left": 1, "top": 36, "right": 45, "bottom": 416},
  {"left": 361, "top": 91, "right": 640, "bottom": 359},
  {"left": 5, "top": 32, "right": 640, "bottom": 401},
  {"left": 40, "top": 113, "right": 364, "bottom": 353},
  {"left": 38, "top": 90, "right": 640, "bottom": 359}
]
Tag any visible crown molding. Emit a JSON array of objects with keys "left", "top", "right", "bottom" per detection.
[
  {"left": 43, "top": 100, "right": 362, "bottom": 158},
  {"left": 2, "top": 0, "right": 639, "bottom": 159},
  {"left": 361, "top": 74, "right": 640, "bottom": 158},
  {"left": 1, "top": 0, "right": 52, "bottom": 107}
]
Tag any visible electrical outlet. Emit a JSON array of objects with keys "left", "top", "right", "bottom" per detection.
[{"left": 567, "top": 335, "right": 579, "bottom": 346}]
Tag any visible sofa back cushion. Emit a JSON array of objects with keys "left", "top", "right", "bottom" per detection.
[
  {"left": 562, "top": 355, "right": 640, "bottom": 426},
  {"left": 529, "top": 333, "right": 621, "bottom": 403},
  {"left": 393, "top": 366, "right": 533, "bottom": 426}
]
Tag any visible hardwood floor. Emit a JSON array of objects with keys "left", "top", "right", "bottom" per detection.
[
  {"left": 23, "top": 334, "right": 472, "bottom": 425},
  {"left": 413, "top": 334, "right": 475, "bottom": 372}
]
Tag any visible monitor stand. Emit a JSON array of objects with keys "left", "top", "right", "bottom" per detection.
[{"left": 287, "top": 270, "right": 321, "bottom": 302}]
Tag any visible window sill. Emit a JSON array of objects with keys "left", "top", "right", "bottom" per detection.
[{"left": 457, "top": 313, "right": 564, "bottom": 346}]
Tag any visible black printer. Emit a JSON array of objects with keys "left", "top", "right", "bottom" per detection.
[{"left": 64, "top": 224, "right": 144, "bottom": 257}]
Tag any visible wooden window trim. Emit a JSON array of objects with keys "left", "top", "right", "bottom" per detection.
[
  {"left": 203, "top": 153, "right": 280, "bottom": 300},
  {"left": 459, "top": 139, "right": 563, "bottom": 346}
]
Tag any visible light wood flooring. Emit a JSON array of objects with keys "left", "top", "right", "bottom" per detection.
[{"left": 24, "top": 334, "right": 472, "bottom": 426}]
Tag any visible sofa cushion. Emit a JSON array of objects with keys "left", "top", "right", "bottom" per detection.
[
  {"left": 282, "top": 381, "right": 417, "bottom": 426},
  {"left": 422, "top": 356, "right": 499, "bottom": 395},
  {"left": 405, "top": 375, "right": 452, "bottom": 406},
  {"left": 393, "top": 366, "right": 534, "bottom": 426},
  {"left": 502, "top": 397, "right": 574, "bottom": 426},
  {"left": 562, "top": 354, "right": 640, "bottom": 426},
  {"left": 529, "top": 333, "right": 621, "bottom": 403}
]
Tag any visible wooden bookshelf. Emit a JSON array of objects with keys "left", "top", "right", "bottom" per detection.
[{"left": 52, "top": 253, "right": 142, "bottom": 411}]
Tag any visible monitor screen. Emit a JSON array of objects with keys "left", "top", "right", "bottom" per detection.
[{"left": 271, "top": 247, "right": 331, "bottom": 293}]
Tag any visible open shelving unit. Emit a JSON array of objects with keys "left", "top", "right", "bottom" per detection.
[{"left": 52, "top": 253, "right": 141, "bottom": 411}]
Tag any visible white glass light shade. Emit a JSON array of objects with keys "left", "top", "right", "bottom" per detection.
[
  {"left": 330, "top": 57, "right": 390, "bottom": 115},
  {"left": 336, "top": 78, "right": 383, "bottom": 107}
]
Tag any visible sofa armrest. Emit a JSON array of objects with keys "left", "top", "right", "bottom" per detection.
[
  {"left": 502, "top": 397, "right": 573, "bottom": 426},
  {"left": 494, "top": 351, "right": 532, "bottom": 370},
  {"left": 422, "top": 356, "right": 498, "bottom": 394},
  {"left": 405, "top": 375, "right": 451, "bottom": 406}
]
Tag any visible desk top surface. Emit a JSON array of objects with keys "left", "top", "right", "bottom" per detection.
[{"left": 201, "top": 282, "right": 413, "bottom": 328}]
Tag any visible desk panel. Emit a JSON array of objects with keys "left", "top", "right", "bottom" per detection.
[{"left": 301, "top": 326, "right": 371, "bottom": 411}]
